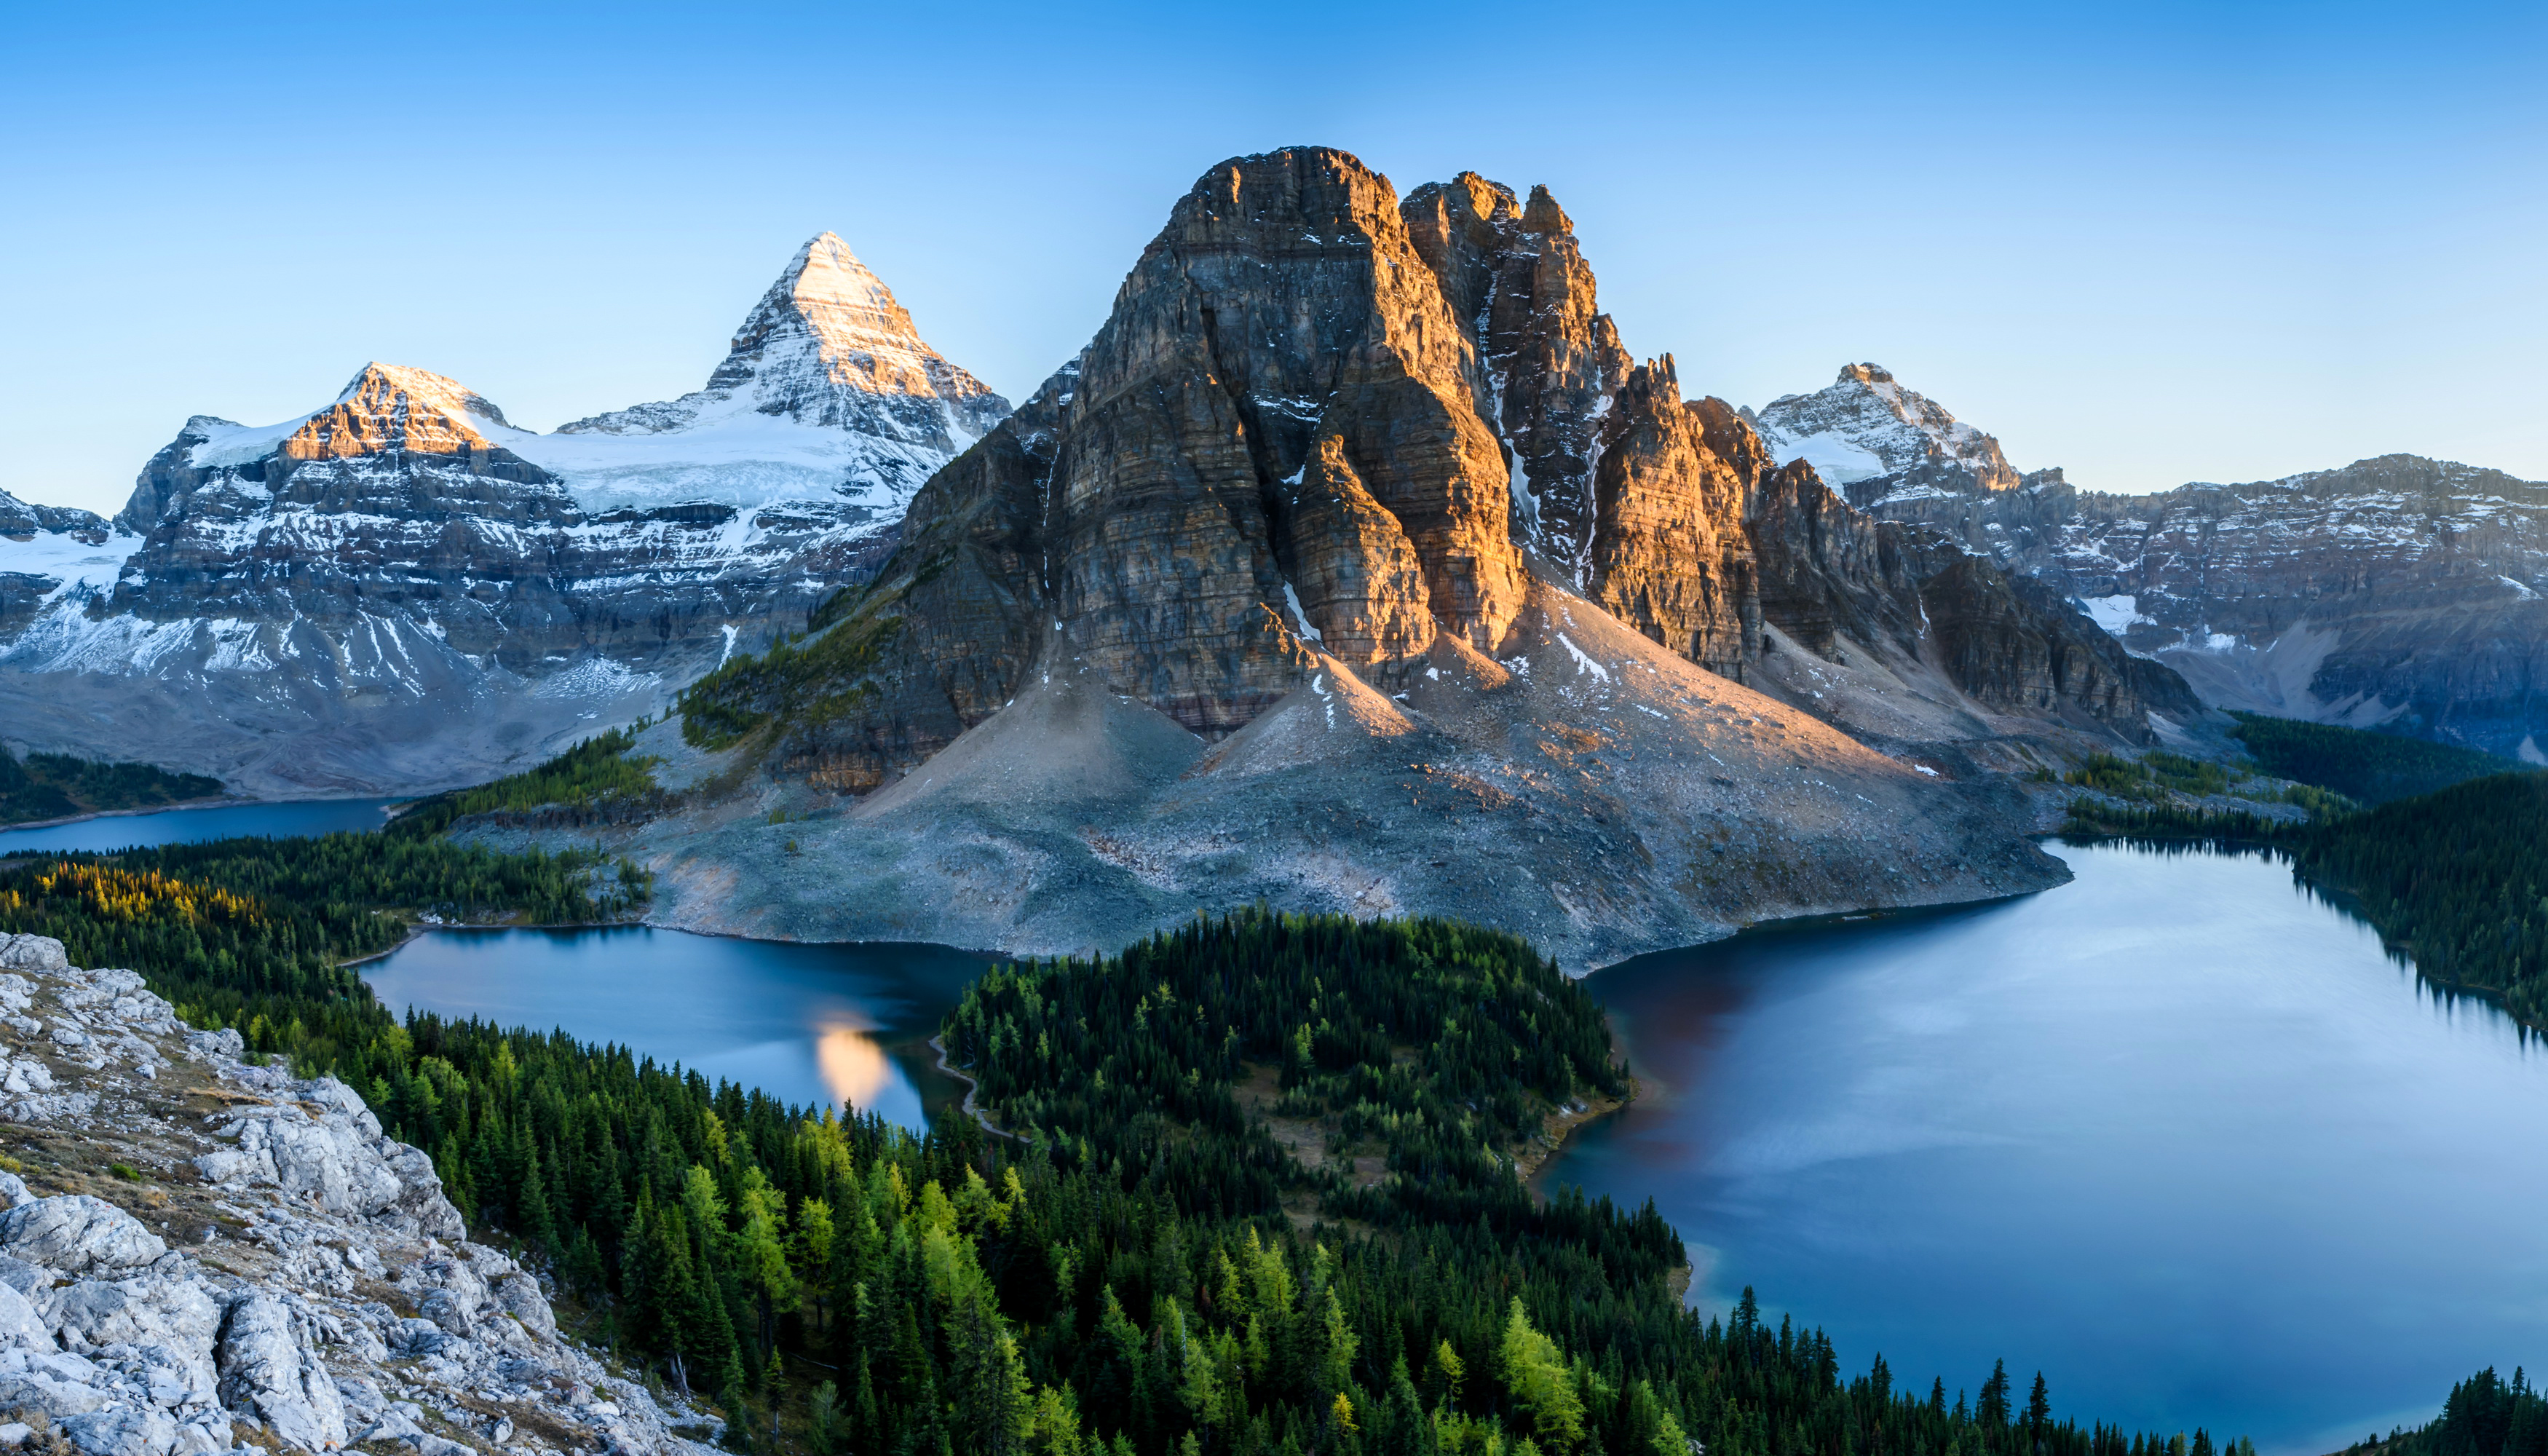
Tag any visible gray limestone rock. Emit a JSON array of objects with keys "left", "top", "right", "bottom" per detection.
[
  {"left": 49, "top": 1275, "right": 221, "bottom": 1397},
  {"left": 213, "top": 1294, "right": 347, "bottom": 1454},
  {"left": 415, "top": 1289, "right": 474, "bottom": 1340},
  {"left": 0, "top": 1278, "right": 48, "bottom": 1345},
  {"left": 494, "top": 1275, "right": 554, "bottom": 1339},
  {"left": 56, "top": 1404, "right": 178, "bottom": 1456},
  {"left": 0, "top": 1198, "right": 167, "bottom": 1276},
  {"left": 0, "top": 938, "right": 68, "bottom": 975},
  {"left": 195, "top": 1077, "right": 462, "bottom": 1241}
]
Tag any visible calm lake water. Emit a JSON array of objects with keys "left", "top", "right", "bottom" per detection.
[
  {"left": 359, "top": 927, "right": 995, "bottom": 1130},
  {"left": 1540, "top": 840, "right": 2548, "bottom": 1456},
  {"left": 0, "top": 798, "right": 405, "bottom": 855}
]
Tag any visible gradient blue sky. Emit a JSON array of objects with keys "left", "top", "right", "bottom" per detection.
[{"left": 5, "top": 1, "right": 2544, "bottom": 516}]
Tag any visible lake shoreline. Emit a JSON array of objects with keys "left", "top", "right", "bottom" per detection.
[{"left": 0, "top": 794, "right": 246, "bottom": 835}]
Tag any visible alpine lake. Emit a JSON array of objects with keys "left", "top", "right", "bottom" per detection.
[{"left": 22, "top": 801, "right": 2543, "bottom": 1455}]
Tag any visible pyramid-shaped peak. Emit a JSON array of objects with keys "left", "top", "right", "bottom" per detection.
[
  {"left": 280, "top": 362, "right": 521, "bottom": 464},
  {"left": 778, "top": 232, "right": 900, "bottom": 315},
  {"left": 559, "top": 233, "right": 1010, "bottom": 448},
  {"left": 335, "top": 363, "right": 513, "bottom": 428},
  {"left": 1752, "top": 363, "right": 2017, "bottom": 493}
]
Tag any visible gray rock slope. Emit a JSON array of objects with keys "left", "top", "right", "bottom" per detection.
[
  {"left": 515, "top": 574, "right": 2068, "bottom": 971},
  {"left": 0, "top": 932, "right": 719, "bottom": 1456}
]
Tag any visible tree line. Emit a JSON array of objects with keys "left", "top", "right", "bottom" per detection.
[
  {"left": 2066, "top": 770, "right": 2548, "bottom": 1032},
  {"left": 389, "top": 724, "right": 668, "bottom": 838},
  {"left": 2224, "top": 713, "right": 2520, "bottom": 805},
  {"left": 0, "top": 748, "right": 225, "bottom": 827}
]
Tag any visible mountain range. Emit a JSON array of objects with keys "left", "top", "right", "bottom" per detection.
[
  {"left": 2, "top": 146, "right": 2539, "bottom": 958},
  {"left": 0, "top": 234, "right": 1005, "bottom": 794},
  {"left": 1750, "top": 365, "right": 2548, "bottom": 759}
]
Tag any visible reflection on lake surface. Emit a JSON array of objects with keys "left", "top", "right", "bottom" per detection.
[
  {"left": 360, "top": 927, "right": 993, "bottom": 1130},
  {"left": 0, "top": 798, "right": 405, "bottom": 855},
  {"left": 1543, "top": 841, "right": 2548, "bottom": 1456}
]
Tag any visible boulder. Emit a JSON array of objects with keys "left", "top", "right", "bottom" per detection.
[
  {"left": 55, "top": 1405, "right": 176, "bottom": 1456},
  {"left": 414, "top": 1289, "right": 473, "bottom": 1340},
  {"left": 0, "top": 1347, "right": 118, "bottom": 1414},
  {"left": 49, "top": 1275, "right": 219, "bottom": 1404},
  {"left": 213, "top": 1294, "right": 346, "bottom": 1453},
  {"left": 0, "top": 1198, "right": 166, "bottom": 1276},
  {"left": 181, "top": 1030, "right": 242, "bottom": 1061},
  {"left": 197, "top": 1084, "right": 460, "bottom": 1241},
  {"left": 0, "top": 1279, "right": 48, "bottom": 1346},
  {"left": 493, "top": 1274, "right": 555, "bottom": 1338},
  {"left": 0, "top": 938, "right": 66, "bottom": 975}
]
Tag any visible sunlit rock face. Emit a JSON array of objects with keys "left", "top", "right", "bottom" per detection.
[
  {"left": 0, "top": 238, "right": 1010, "bottom": 795},
  {"left": 692, "top": 146, "right": 2198, "bottom": 807}
]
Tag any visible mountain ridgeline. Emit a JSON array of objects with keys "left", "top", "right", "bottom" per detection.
[
  {"left": 684, "top": 151, "right": 2189, "bottom": 791},
  {"left": 0, "top": 236, "right": 1008, "bottom": 797},
  {"left": 1746, "top": 368, "right": 2548, "bottom": 757},
  {"left": 604, "top": 148, "right": 2209, "bottom": 964}
]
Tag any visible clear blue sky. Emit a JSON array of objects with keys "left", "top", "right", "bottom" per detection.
[{"left": 5, "top": 1, "right": 2543, "bottom": 516}]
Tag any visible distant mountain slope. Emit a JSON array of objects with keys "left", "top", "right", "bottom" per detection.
[
  {"left": 1746, "top": 366, "right": 2548, "bottom": 757},
  {"left": 1746, "top": 363, "right": 2025, "bottom": 505},
  {"left": 0, "top": 237, "right": 1008, "bottom": 796}
]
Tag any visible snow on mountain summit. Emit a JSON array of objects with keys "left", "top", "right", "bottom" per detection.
[
  {"left": 159, "top": 237, "right": 1016, "bottom": 519},
  {"left": 1745, "top": 363, "right": 2021, "bottom": 505},
  {"left": 544, "top": 232, "right": 1010, "bottom": 511},
  {"left": 0, "top": 234, "right": 1019, "bottom": 794}
]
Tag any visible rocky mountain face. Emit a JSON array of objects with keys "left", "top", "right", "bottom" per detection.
[
  {"left": 1752, "top": 367, "right": 2548, "bottom": 756},
  {"left": 1746, "top": 364, "right": 2027, "bottom": 507},
  {"left": 0, "top": 237, "right": 1008, "bottom": 795},
  {"left": 0, "top": 931, "right": 717, "bottom": 1456},
  {"left": 694, "top": 154, "right": 2181, "bottom": 794},
  {"left": 600, "top": 148, "right": 2209, "bottom": 966}
]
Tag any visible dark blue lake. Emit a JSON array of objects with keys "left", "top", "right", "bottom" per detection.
[
  {"left": 359, "top": 927, "right": 992, "bottom": 1131},
  {"left": 1540, "top": 839, "right": 2548, "bottom": 1456},
  {"left": 0, "top": 797, "right": 405, "bottom": 855}
]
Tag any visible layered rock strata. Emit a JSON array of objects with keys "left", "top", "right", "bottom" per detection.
[
  {"left": 0, "top": 933, "right": 716, "bottom": 1456},
  {"left": 692, "top": 147, "right": 2180, "bottom": 808}
]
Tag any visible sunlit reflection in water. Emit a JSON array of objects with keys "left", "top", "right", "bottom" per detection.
[
  {"left": 815, "top": 1025, "right": 893, "bottom": 1112},
  {"left": 360, "top": 926, "right": 989, "bottom": 1131}
]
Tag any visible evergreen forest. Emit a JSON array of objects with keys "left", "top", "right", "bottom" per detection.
[
  {"left": 0, "top": 748, "right": 224, "bottom": 827},
  {"left": 2354, "top": 1367, "right": 2548, "bottom": 1456},
  {"left": 2223, "top": 713, "right": 2519, "bottom": 804}
]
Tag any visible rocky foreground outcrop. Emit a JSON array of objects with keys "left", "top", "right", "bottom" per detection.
[
  {"left": 0, "top": 933, "right": 716, "bottom": 1456},
  {"left": 0, "top": 236, "right": 1008, "bottom": 797}
]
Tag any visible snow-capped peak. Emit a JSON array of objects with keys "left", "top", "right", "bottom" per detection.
[
  {"left": 185, "top": 363, "right": 522, "bottom": 471},
  {"left": 1745, "top": 363, "right": 2020, "bottom": 497},
  {"left": 331, "top": 362, "right": 513, "bottom": 430},
  {"left": 558, "top": 231, "right": 1010, "bottom": 451}
]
